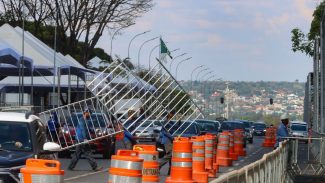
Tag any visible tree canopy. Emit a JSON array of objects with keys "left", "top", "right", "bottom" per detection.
[
  {"left": 0, "top": 0, "right": 154, "bottom": 67},
  {"left": 291, "top": 1, "right": 325, "bottom": 57}
]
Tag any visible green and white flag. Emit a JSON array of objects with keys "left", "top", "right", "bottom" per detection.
[{"left": 160, "top": 38, "right": 172, "bottom": 63}]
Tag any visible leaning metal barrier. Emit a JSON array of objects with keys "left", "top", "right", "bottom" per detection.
[{"left": 211, "top": 140, "right": 289, "bottom": 183}]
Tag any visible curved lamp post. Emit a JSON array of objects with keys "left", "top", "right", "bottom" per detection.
[
  {"left": 195, "top": 68, "right": 209, "bottom": 82},
  {"left": 175, "top": 57, "right": 192, "bottom": 80},
  {"left": 169, "top": 53, "right": 187, "bottom": 71},
  {"left": 128, "top": 30, "right": 150, "bottom": 59},
  {"left": 110, "top": 23, "right": 135, "bottom": 58},
  {"left": 138, "top": 36, "right": 159, "bottom": 71},
  {"left": 190, "top": 65, "right": 204, "bottom": 90}
]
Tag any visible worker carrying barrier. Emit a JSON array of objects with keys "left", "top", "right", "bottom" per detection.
[
  {"left": 109, "top": 150, "right": 143, "bottom": 183},
  {"left": 216, "top": 132, "right": 232, "bottom": 167},
  {"left": 228, "top": 131, "right": 238, "bottom": 161},
  {"left": 20, "top": 159, "right": 64, "bottom": 183},
  {"left": 133, "top": 144, "right": 159, "bottom": 183},
  {"left": 191, "top": 136, "right": 208, "bottom": 183},
  {"left": 262, "top": 127, "right": 275, "bottom": 147},
  {"left": 205, "top": 134, "right": 217, "bottom": 178},
  {"left": 234, "top": 129, "right": 246, "bottom": 156},
  {"left": 166, "top": 137, "right": 195, "bottom": 183}
]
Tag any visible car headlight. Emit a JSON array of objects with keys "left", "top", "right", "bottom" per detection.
[{"left": 263, "top": 129, "right": 266, "bottom": 132}]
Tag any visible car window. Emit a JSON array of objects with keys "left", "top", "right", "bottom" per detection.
[
  {"left": 0, "top": 121, "right": 32, "bottom": 151},
  {"left": 291, "top": 125, "right": 307, "bottom": 131},
  {"left": 197, "top": 122, "right": 217, "bottom": 132},
  {"left": 173, "top": 122, "right": 197, "bottom": 135},
  {"left": 254, "top": 123, "right": 266, "bottom": 129}
]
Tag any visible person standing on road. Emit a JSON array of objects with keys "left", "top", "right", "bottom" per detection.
[
  {"left": 68, "top": 109, "right": 101, "bottom": 171},
  {"left": 274, "top": 113, "right": 289, "bottom": 149}
]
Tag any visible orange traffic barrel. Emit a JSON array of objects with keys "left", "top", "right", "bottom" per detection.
[
  {"left": 229, "top": 131, "right": 238, "bottom": 160},
  {"left": 216, "top": 132, "right": 232, "bottom": 167},
  {"left": 205, "top": 134, "right": 217, "bottom": 177},
  {"left": 133, "top": 144, "right": 159, "bottom": 183},
  {"left": 109, "top": 150, "right": 143, "bottom": 183},
  {"left": 234, "top": 129, "right": 246, "bottom": 156},
  {"left": 166, "top": 137, "right": 194, "bottom": 183},
  {"left": 262, "top": 128, "right": 274, "bottom": 147},
  {"left": 20, "top": 158, "right": 64, "bottom": 183},
  {"left": 191, "top": 136, "right": 208, "bottom": 183}
]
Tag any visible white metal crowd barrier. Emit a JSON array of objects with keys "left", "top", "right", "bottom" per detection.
[{"left": 211, "top": 140, "right": 289, "bottom": 183}]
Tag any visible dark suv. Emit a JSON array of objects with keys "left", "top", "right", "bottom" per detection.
[{"left": 0, "top": 112, "right": 58, "bottom": 183}]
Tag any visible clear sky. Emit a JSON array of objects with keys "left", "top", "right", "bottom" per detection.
[{"left": 97, "top": 0, "right": 321, "bottom": 82}]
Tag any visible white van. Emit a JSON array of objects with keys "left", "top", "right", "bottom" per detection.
[{"left": 289, "top": 121, "right": 308, "bottom": 143}]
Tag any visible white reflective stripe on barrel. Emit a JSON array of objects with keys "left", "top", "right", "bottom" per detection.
[
  {"left": 139, "top": 154, "right": 158, "bottom": 161},
  {"left": 194, "top": 149, "right": 205, "bottom": 154},
  {"left": 218, "top": 146, "right": 229, "bottom": 150},
  {"left": 219, "top": 141, "right": 229, "bottom": 145},
  {"left": 205, "top": 154, "right": 213, "bottom": 158},
  {"left": 193, "top": 156, "right": 205, "bottom": 161},
  {"left": 110, "top": 159, "right": 142, "bottom": 170},
  {"left": 172, "top": 162, "right": 192, "bottom": 167},
  {"left": 173, "top": 152, "right": 192, "bottom": 158},
  {"left": 205, "top": 140, "right": 213, "bottom": 144},
  {"left": 229, "top": 143, "right": 234, "bottom": 147},
  {"left": 205, "top": 146, "right": 213, "bottom": 151},
  {"left": 109, "top": 174, "right": 141, "bottom": 183},
  {"left": 219, "top": 135, "right": 229, "bottom": 139},
  {"left": 193, "top": 141, "right": 204, "bottom": 146}
]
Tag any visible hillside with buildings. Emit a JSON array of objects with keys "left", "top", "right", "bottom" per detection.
[{"left": 181, "top": 81, "right": 305, "bottom": 123}]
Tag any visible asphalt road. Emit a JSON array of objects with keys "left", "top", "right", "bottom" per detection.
[{"left": 59, "top": 136, "right": 272, "bottom": 183}]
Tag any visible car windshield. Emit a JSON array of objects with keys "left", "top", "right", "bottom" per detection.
[
  {"left": 291, "top": 125, "right": 307, "bottom": 131},
  {"left": 254, "top": 123, "right": 266, "bottom": 129},
  {"left": 0, "top": 121, "right": 32, "bottom": 151},
  {"left": 221, "top": 122, "right": 244, "bottom": 130},
  {"left": 196, "top": 121, "right": 218, "bottom": 132},
  {"left": 172, "top": 122, "right": 197, "bottom": 135}
]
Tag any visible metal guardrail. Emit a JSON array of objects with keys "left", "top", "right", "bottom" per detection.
[{"left": 211, "top": 140, "right": 290, "bottom": 183}]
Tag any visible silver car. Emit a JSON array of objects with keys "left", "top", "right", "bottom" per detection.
[{"left": 289, "top": 121, "right": 308, "bottom": 143}]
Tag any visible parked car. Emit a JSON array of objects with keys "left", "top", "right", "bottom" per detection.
[
  {"left": 219, "top": 121, "right": 247, "bottom": 147},
  {"left": 289, "top": 121, "right": 308, "bottom": 143},
  {"left": 58, "top": 112, "right": 115, "bottom": 159},
  {"left": 195, "top": 119, "right": 220, "bottom": 135},
  {"left": 252, "top": 122, "right": 267, "bottom": 136},
  {"left": 240, "top": 120, "right": 254, "bottom": 144},
  {"left": 0, "top": 112, "right": 59, "bottom": 183}
]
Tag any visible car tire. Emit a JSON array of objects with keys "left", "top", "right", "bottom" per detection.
[
  {"left": 249, "top": 139, "right": 253, "bottom": 144},
  {"left": 103, "top": 142, "right": 115, "bottom": 159}
]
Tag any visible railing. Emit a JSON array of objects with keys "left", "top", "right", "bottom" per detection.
[{"left": 211, "top": 140, "right": 289, "bottom": 183}]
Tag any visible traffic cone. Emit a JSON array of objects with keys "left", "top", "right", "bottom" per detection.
[
  {"left": 234, "top": 129, "right": 246, "bottom": 156},
  {"left": 216, "top": 132, "right": 232, "bottom": 167},
  {"left": 133, "top": 144, "right": 159, "bottom": 183},
  {"left": 166, "top": 137, "right": 195, "bottom": 183},
  {"left": 205, "top": 134, "right": 217, "bottom": 177},
  {"left": 191, "top": 136, "right": 208, "bottom": 183},
  {"left": 262, "top": 128, "right": 274, "bottom": 147},
  {"left": 228, "top": 131, "right": 238, "bottom": 160}
]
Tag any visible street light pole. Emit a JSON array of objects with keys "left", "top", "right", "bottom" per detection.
[
  {"left": 128, "top": 30, "right": 150, "bottom": 59},
  {"left": 175, "top": 57, "right": 192, "bottom": 80},
  {"left": 138, "top": 36, "right": 159, "bottom": 72},
  {"left": 169, "top": 53, "right": 187, "bottom": 71},
  {"left": 110, "top": 23, "right": 134, "bottom": 59},
  {"left": 190, "top": 65, "right": 204, "bottom": 90}
]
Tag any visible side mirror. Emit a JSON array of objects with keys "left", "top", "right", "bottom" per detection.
[{"left": 43, "top": 142, "right": 61, "bottom": 152}]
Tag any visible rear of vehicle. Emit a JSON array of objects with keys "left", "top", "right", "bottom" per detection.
[
  {"left": 195, "top": 119, "right": 220, "bottom": 135},
  {"left": 253, "top": 122, "right": 266, "bottom": 136},
  {"left": 133, "top": 120, "right": 161, "bottom": 142},
  {"left": 289, "top": 121, "right": 308, "bottom": 143}
]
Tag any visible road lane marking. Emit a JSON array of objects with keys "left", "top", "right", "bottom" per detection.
[{"left": 64, "top": 169, "right": 108, "bottom": 181}]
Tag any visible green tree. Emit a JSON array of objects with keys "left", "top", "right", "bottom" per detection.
[{"left": 291, "top": 1, "right": 325, "bottom": 56}]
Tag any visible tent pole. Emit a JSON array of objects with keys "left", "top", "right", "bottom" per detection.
[
  {"left": 68, "top": 68, "right": 71, "bottom": 104},
  {"left": 31, "top": 67, "right": 33, "bottom": 107},
  {"left": 58, "top": 67, "right": 61, "bottom": 107}
]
